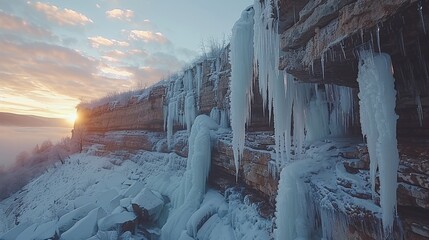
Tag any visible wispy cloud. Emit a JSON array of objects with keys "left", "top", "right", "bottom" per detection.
[
  {"left": 129, "top": 30, "right": 169, "bottom": 44},
  {"left": 0, "top": 40, "right": 134, "bottom": 117},
  {"left": 106, "top": 9, "right": 134, "bottom": 21},
  {"left": 0, "top": 11, "right": 52, "bottom": 38},
  {"left": 31, "top": 2, "right": 93, "bottom": 26},
  {"left": 88, "top": 36, "right": 129, "bottom": 48}
]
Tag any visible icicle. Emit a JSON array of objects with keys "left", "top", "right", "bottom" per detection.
[
  {"left": 399, "top": 30, "right": 406, "bottom": 56},
  {"left": 340, "top": 41, "right": 347, "bottom": 60},
  {"left": 418, "top": 1, "right": 427, "bottom": 34},
  {"left": 184, "top": 92, "right": 196, "bottom": 132},
  {"left": 416, "top": 94, "right": 424, "bottom": 126},
  {"left": 209, "top": 107, "right": 221, "bottom": 125},
  {"left": 253, "top": 0, "right": 280, "bottom": 115},
  {"left": 376, "top": 24, "right": 382, "bottom": 53},
  {"left": 220, "top": 109, "right": 229, "bottom": 128},
  {"left": 196, "top": 63, "right": 203, "bottom": 105},
  {"left": 230, "top": 6, "right": 255, "bottom": 180},
  {"left": 321, "top": 53, "right": 325, "bottom": 80},
  {"left": 357, "top": 51, "right": 400, "bottom": 236}
]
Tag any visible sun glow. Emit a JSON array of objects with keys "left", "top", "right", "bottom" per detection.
[{"left": 67, "top": 112, "right": 78, "bottom": 124}]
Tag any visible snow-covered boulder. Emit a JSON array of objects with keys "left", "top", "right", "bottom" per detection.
[
  {"left": 98, "top": 211, "right": 136, "bottom": 231},
  {"left": 73, "top": 195, "right": 97, "bottom": 208},
  {"left": 12, "top": 221, "right": 58, "bottom": 240},
  {"left": 95, "top": 189, "right": 119, "bottom": 212},
  {"left": 120, "top": 197, "right": 132, "bottom": 211},
  {"left": 0, "top": 222, "right": 32, "bottom": 240},
  {"left": 131, "top": 188, "right": 164, "bottom": 222},
  {"left": 86, "top": 231, "right": 118, "bottom": 240},
  {"left": 109, "top": 194, "right": 123, "bottom": 211},
  {"left": 16, "top": 223, "right": 38, "bottom": 240},
  {"left": 60, "top": 207, "right": 106, "bottom": 240},
  {"left": 30, "top": 220, "right": 57, "bottom": 240},
  {"left": 121, "top": 181, "right": 144, "bottom": 198},
  {"left": 57, "top": 203, "right": 97, "bottom": 233}
]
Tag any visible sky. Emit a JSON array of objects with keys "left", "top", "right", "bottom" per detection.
[{"left": 0, "top": 0, "right": 253, "bottom": 120}]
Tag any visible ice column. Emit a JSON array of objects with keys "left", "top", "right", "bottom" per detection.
[
  {"left": 357, "top": 51, "right": 400, "bottom": 236},
  {"left": 230, "top": 6, "right": 255, "bottom": 179},
  {"left": 161, "top": 115, "right": 218, "bottom": 239}
]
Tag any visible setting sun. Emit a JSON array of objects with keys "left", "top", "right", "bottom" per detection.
[{"left": 67, "top": 112, "right": 78, "bottom": 124}]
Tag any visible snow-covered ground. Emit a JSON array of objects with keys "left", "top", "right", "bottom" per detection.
[{"left": 0, "top": 139, "right": 272, "bottom": 239}]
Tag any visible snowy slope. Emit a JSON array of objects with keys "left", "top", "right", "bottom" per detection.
[{"left": 0, "top": 134, "right": 271, "bottom": 239}]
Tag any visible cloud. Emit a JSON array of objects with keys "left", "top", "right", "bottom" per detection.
[
  {"left": 31, "top": 2, "right": 93, "bottom": 26},
  {"left": 0, "top": 11, "right": 52, "bottom": 38},
  {"left": 98, "top": 64, "right": 134, "bottom": 79},
  {"left": 106, "top": 9, "right": 134, "bottom": 21},
  {"left": 88, "top": 36, "right": 129, "bottom": 48},
  {"left": 0, "top": 40, "right": 135, "bottom": 118},
  {"left": 129, "top": 30, "right": 169, "bottom": 44},
  {"left": 101, "top": 50, "right": 126, "bottom": 62}
]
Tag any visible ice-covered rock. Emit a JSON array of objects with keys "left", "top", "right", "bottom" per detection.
[
  {"left": 122, "top": 181, "right": 144, "bottom": 198},
  {"left": 131, "top": 188, "right": 164, "bottom": 221},
  {"left": 57, "top": 203, "right": 97, "bottom": 233},
  {"left": 95, "top": 189, "right": 119, "bottom": 212},
  {"left": 15, "top": 223, "right": 38, "bottom": 240},
  {"left": 86, "top": 231, "right": 118, "bottom": 240},
  {"left": 30, "top": 220, "right": 57, "bottom": 240},
  {"left": 0, "top": 222, "right": 32, "bottom": 240},
  {"left": 60, "top": 207, "right": 107, "bottom": 240},
  {"left": 98, "top": 211, "right": 136, "bottom": 231}
]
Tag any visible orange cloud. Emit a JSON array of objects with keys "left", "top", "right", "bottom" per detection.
[
  {"left": 31, "top": 2, "right": 93, "bottom": 26},
  {"left": 0, "top": 40, "right": 135, "bottom": 118},
  {"left": 88, "top": 36, "right": 129, "bottom": 48},
  {"left": 129, "top": 30, "right": 169, "bottom": 44},
  {"left": 106, "top": 9, "right": 134, "bottom": 21},
  {"left": 0, "top": 12, "right": 52, "bottom": 38}
]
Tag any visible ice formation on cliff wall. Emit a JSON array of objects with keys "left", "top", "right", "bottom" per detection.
[
  {"left": 357, "top": 51, "right": 400, "bottom": 236},
  {"left": 161, "top": 115, "right": 218, "bottom": 239},
  {"left": 230, "top": 0, "right": 354, "bottom": 175},
  {"left": 230, "top": 6, "right": 255, "bottom": 179}
]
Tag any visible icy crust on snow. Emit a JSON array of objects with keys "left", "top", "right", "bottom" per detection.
[
  {"left": 230, "top": 6, "right": 255, "bottom": 179},
  {"left": 357, "top": 51, "right": 400, "bottom": 236},
  {"left": 275, "top": 139, "right": 384, "bottom": 240}
]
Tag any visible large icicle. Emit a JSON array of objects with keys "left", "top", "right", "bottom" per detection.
[
  {"left": 357, "top": 51, "right": 400, "bottom": 236},
  {"left": 230, "top": 6, "right": 255, "bottom": 179},
  {"left": 161, "top": 115, "right": 218, "bottom": 239},
  {"left": 253, "top": 0, "right": 280, "bottom": 115}
]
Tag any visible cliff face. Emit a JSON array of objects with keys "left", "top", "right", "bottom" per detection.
[{"left": 74, "top": 0, "right": 429, "bottom": 239}]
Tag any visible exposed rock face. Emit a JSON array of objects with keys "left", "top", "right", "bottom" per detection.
[{"left": 342, "top": 144, "right": 429, "bottom": 239}]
